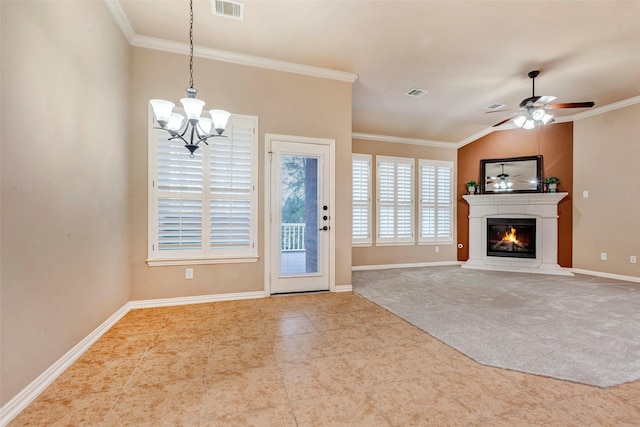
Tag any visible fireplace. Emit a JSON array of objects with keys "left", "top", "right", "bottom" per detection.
[
  {"left": 486, "top": 218, "right": 536, "bottom": 258},
  {"left": 462, "top": 192, "right": 572, "bottom": 276}
]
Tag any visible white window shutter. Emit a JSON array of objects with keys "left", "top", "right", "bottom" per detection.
[
  {"left": 419, "top": 160, "right": 453, "bottom": 243},
  {"left": 376, "top": 156, "right": 414, "bottom": 244},
  {"left": 352, "top": 154, "right": 372, "bottom": 244}
]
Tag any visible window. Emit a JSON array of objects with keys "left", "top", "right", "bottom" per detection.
[
  {"left": 419, "top": 159, "right": 453, "bottom": 243},
  {"left": 148, "top": 114, "right": 258, "bottom": 265},
  {"left": 352, "top": 154, "right": 372, "bottom": 245},
  {"left": 376, "top": 156, "right": 414, "bottom": 245}
]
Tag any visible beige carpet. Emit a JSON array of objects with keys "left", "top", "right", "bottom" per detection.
[{"left": 353, "top": 266, "right": 640, "bottom": 388}]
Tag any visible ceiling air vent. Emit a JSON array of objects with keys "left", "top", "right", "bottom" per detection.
[
  {"left": 405, "top": 88, "right": 428, "bottom": 98},
  {"left": 486, "top": 103, "right": 506, "bottom": 110},
  {"left": 212, "top": 0, "right": 244, "bottom": 20}
]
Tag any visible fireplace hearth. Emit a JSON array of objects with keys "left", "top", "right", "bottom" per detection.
[{"left": 487, "top": 218, "right": 536, "bottom": 258}]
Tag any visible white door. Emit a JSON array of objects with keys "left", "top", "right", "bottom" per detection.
[{"left": 267, "top": 138, "right": 332, "bottom": 294}]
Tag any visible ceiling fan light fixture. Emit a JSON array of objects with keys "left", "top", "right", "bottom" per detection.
[
  {"left": 513, "top": 115, "right": 527, "bottom": 128},
  {"left": 541, "top": 113, "right": 554, "bottom": 124},
  {"left": 523, "top": 119, "right": 535, "bottom": 130},
  {"left": 531, "top": 108, "right": 546, "bottom": 121}
]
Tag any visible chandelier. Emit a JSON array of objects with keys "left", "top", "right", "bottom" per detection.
[
  {"left": 512, "top": 107, "right": 554, "bottom": 130},
  {"left": 149, "top": 0, "right": 230, "bottom": 156}
]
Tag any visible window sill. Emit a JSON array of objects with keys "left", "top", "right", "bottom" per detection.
[
  {"left": 419, "top": 240, "right": 454, "bottom": 245},
  {"left": 147, "top": 257, "right": 259, "bottom": 267},
  {"left": 375, "top": 242, "right": 416, "bottom": 247},
  {"left": 352, "top": 242, "right": 372, "bottom": 248}
]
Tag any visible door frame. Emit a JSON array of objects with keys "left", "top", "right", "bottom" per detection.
[{"left": 264, "top": 133, "right": 336, "bottom": 296}]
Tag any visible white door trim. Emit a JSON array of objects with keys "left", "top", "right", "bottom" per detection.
[{"left": 264, "top": 133, "right": 336, "bottom": 296}]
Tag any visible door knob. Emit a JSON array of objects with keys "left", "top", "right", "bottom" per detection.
[{"left": 319, "top": 226, "right": 328, "bottom": 231}]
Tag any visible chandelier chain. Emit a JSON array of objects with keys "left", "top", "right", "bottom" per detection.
[{"left": 189, "top": 0, "right": 194, "bottom": 89}]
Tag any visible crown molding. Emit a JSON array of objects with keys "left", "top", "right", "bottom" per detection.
[
  {"left": 572, "top": 95, "right": 640, "bottom": 121},
  {"left": 352, "top": 132, "right": 455, "bottom": 148},
  {"left": 104, "top": 0, "right": 135, "bottom": 43},
  {"left": 105, "top": 1, "right": 357, "bottom": 83},
  {"left": 132, "top": 35, "right": 358, "bottom": 83}
]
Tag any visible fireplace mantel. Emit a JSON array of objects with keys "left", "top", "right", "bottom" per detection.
[{"left": 462, "top": 192, "right": 573, "bottom": 276}]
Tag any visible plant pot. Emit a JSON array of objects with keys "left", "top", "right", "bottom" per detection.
[
  {"left": 468, "top": 186, "right": 476, "bottom": 195},
  {"left": 548, "top": 183, "right": 557, "bottom": 193}
]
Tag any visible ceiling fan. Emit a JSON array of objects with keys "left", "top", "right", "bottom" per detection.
[{"left": 492, "top": 70, "right": 595, "bottom": 129}]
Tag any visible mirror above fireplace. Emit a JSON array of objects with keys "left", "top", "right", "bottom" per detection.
[{"left": 480, "top": 155, "right": 542, "bottom": 194}]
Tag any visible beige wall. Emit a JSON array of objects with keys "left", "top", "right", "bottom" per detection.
[
  {"left": 0, "top": 1, "right": 131, "bottom": 405},
  {"left": 129, "top": 48, "right": 353, "bottom": 300},
  {"left": 352, "top": 139, "right": 458, "bottom": 266},
  {"left": 573, "top": 103, "right": 640, "bottom": 277}
]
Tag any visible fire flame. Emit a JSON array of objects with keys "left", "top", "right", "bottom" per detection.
[{"left": 503, "top": 227, "right": 519, "bottom": 243}]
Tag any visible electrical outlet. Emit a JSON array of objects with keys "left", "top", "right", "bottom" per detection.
[
  {"left": 435, "top": 246, "right": 440, "bottom": 253},
  {"left": 583, "top": 190, "right": 589, "bottom": 199},
  {"left": 600, "top": 252, "right": 608, "bottom": 261},
  {"left": 631, "top": 256, "right": 637, "bottom": 264},
  {"left": 185, "top": 268, "right": 194, "bottom": 279}
]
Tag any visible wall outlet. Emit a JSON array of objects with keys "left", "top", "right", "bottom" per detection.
[
  {"left": 631, "top": 256, "right": 637, "bottom": 264},
  {"left": 435, "top": 246, "right": 440, "bottom": 253},
  {"left": 600, "top": 252, "right": 608, "bottom": 261},
  {"left": 185, "top": 268, "right": 194, "bottom": 279},
  {"left": 583, "top": 190, "right": 589, "bottom": 199}
]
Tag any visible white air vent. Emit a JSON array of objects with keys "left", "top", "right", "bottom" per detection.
[
  {"left": 486, "top": 103, "right": 506, "bottom": 110},
  {"left": 212, "top": 0, "right": 244, "bottom": 20},
  {"left": 405, "top": 88, "right": 428, "bottom": 98}
]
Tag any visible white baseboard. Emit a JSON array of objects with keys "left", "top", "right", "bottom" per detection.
[
  {"left": 0, "top": 303, "right": 131, "bottom": 426},
  {"left": 352, "top": 261, "right": 463, "bottom": 271},
  {"left": 129, "top": 290, "right": 267, "bottom": 309},
  {"left": 334, "top": 284, "right": 353, "bottom": 292},
  {"left": 570, "top": 268, "right": 640, "bottom": 284}
]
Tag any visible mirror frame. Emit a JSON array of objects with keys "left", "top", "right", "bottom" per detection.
[{"left": 480, "top": 155, "right": 543, "bottom": 194}]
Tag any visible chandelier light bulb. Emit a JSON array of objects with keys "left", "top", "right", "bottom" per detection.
[
  {"left": 180, "top": 97, "right": 206, "bottom": 121},
  {"left": 168, "top": 113, "right": 185, "bottom": 131},
  {"left": 149, "top": 99, "right": 175, "bottom": 124},
  {"left": 198, "top": 117, "right": 213, "bottom": 134},
  {"left": 210, "top": 109, "right": 231, "bottom": 134}
]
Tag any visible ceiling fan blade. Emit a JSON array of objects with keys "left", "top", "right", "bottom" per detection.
[
  {"left": 547, "top": 101, "right": 595, "bottom": 109},
  {"left": 533, "top": 95, "right": 557, "bottom": 105},
  {"left": 493, "top": 116, "right": 514, "bottom": 127}
]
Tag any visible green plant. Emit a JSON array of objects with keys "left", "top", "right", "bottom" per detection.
[
  {"left": 466, "top": 180, "right": 478, "bottom": 187},
  {"left": 544, "top": 176, "right": 560, "bottom": 184}
]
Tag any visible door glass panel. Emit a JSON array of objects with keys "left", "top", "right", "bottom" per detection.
[{"left": 280, "top": 154, "right": 319, "bottom": 275}]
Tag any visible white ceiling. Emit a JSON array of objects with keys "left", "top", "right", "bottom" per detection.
[{"left": 117, "top": 0, "right": 640, "bottom": 144}]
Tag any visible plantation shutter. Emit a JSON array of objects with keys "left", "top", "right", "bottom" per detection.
[
  {"left": 209, "top": 121, "right": 253, "bottom": 253},
  {"left": 352, "top": 154, "right": 372, "bottom": 245},
  {"left": 156, "top": 135, "right": 204, "bottom": 256},
  {"left": 419, "top": 160, "right": 453, "bottom": 243},
  {"left": 377, "top": 156, "right": 414, "bottom": 244}
]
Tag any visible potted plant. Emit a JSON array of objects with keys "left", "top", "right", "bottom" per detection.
[
  {"left": 544, "top": 176, "right": 560, "bottom": 193},
  {"left": 466, "top": 180, "right": 478, "bottom": 195}
]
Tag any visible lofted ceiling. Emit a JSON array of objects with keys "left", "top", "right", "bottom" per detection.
[{"left": 117, "top": 0, "right": 640, "bottom": 144}]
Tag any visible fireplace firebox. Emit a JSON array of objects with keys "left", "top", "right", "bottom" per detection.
[{"left": 486, "top": 218, "right": 536, "bottom": 259}]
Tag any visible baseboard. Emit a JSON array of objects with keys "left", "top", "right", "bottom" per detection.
[
  {"left": 129, "top": 290, "right": 267, "bottom": 309},
  {"left": 352, "top": 261, "right": 463, "bottom": 271},
  {"left": 0, "top": 303, "right": 131, "bottom": 426},
  {"left": 334, "top": 284, "right": 353, "bottom": 292},
  {"left": 570, "top": 268, "right": 640, "bottom": 284}
]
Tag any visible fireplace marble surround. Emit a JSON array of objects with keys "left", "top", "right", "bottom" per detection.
[{"left": 462, "top": 193, "right": 573, "bottom": 276}]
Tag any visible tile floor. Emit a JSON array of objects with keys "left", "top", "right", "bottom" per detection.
[{"left": 9, "top": 292, "right": 640, "bottom": 426}]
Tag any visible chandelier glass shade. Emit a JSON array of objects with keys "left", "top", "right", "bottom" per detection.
[{"left": 149, "top": 0, "right": 230, "bottom": 156}]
